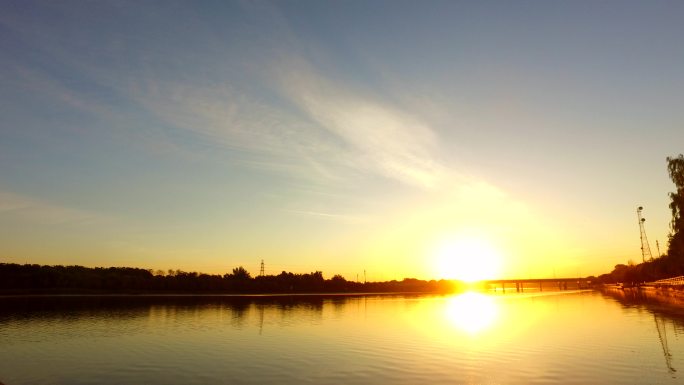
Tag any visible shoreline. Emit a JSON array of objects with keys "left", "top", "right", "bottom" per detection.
[
  {"left": 0, "top": 288, "right": 594, "bottom": 299},
  {"left": 0, "top": 291, "right": 455, "bottom": 298},
  {"left": 601, "top": 285, "right": 684, "bottom": 312}
]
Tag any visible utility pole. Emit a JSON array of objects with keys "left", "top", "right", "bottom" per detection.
[
  {"left": 656, "top": 240, "right": 661, "bottom": 258},
  {"left": 259, "top": 259, "right": 265, "bottom": 276},
  {"left": 364, "top": 269, "right": 366, "bottom": 284}
]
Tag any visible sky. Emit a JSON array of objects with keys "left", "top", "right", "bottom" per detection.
[{"left": 1, "top": 1, "right": 684, "bottom": 280}]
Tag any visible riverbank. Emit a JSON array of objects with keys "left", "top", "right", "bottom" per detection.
[
  {"left": 639, "top": 285, "right": 684, "bottom": 304},
  {"left": 0, "top": 291, "right": 453, "bottom": 298},
  {"left": 601, "top": 285, "right": 684, "bottom": 314}
]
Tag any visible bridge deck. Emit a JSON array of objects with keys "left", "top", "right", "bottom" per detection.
[{"left": 484, "top": 278, "right": 588, "bottom": 284}]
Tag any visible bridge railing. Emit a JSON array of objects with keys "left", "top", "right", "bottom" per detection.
[{"left": 648, "top": 276, "right": 684, "bottom": 286}]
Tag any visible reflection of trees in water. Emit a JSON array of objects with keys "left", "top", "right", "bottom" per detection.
[
  {"left": 601, "top": 288, "right": 684, "bottom": 376},
  {"left": 0, "top": 296, "right": 152, "bottom": 324},
  {"left": 274, "top": 297, "right": 326, "bottom": 326},
  {"left": 257, "top": 303, "right": 265, "bottom": 335},
  {"left": 221, "top": 295, "right": 355, "bottom": 331},
  {"left": 226, "top": 299, "right": 251, "bottom": 328},
  {"left": 223, "top": 295, "right": 359, "bottom": 330},
  {"left": 330, "top": 297, "right": 347, "bottom": 318},
  {"left": 0, "top": 295, "right": 361, "bottom": 334},
  {"left": 0, "top": 296, "right": 264, "bottom": 321}
]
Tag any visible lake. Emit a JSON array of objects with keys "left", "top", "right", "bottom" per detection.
[{"left": 1, "top": 290, "right": 683, "bottom": 384}]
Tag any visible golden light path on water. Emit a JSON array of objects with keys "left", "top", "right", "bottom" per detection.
[
  {"left": 407, "top": 290, "right": 569, "bottom": 348},
  {"left": 444, "top": 291, "right": 499, "bottom": 335}
]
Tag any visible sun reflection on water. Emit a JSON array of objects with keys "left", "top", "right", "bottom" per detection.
[{"left": 445, "top": 291, "right": 499, "bottom": 335}]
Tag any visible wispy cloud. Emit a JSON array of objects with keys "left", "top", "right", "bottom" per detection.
[
  {"left": 129, "top": 79, "right": 348, "bottom": 180},
  {"left": 0, "top": 189, "right": 101, "bottom": 225},
  {"left": 283, "top": 209, "right": 368, "bottom": 224},
  {"left": 3, "top": 1, "right": 449, "bottom": 189},
  {"left": 274, "top": 58, "right": 447, "bottom": 188},
  {"left": 130, "top": 56, "right": 447, "bottom": 189}
]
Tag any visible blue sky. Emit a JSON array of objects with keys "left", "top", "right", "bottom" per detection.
[{"left": 1, "top": 1, "right": 683, "bottom": 279}]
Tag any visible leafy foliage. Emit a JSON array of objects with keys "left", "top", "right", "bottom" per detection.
[
  {"left": 231, "top": 266, "right": 251, "bottom": 280},
  {"left": 0, "top": 263, "right": 457, "bottom": 294},
  {"left": 667, "top": 154, "right": 684, "bottom": 259}
]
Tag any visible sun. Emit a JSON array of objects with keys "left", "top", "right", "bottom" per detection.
[{"left": 433, "top": 236, "right": 503, "bottom": 282}]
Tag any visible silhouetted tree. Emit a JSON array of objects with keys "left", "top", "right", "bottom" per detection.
[
  {"left": 231, "top": 266, "right": 251, "bottom": 280},
  {"left": 667, "top": 154, "right": 684, "bottom": 260},
  {"left": 326, "top": 274, "right": 347, "bottom": 291},
  {"left": 0, "top": 263, "right": 459, "bottom": 294}
]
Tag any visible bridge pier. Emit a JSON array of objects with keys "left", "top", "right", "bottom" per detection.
[{"left": 486, "top": 278, "right": 589, "bottom": 293}]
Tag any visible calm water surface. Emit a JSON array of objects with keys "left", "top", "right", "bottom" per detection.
[{"left": 1, "top": 290, "right": 683, "bottom": 384}]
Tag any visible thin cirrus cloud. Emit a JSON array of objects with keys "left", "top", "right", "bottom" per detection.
[
  {"left": 132, "top": 57, "right": 448, "bottom": 189},
  {"left": 283, "top": 209, "right": 368, "bottom": 224},
  {"left": 1, "top": 2, "right": 449, "bottom": 190},
  {"left": 275, "top": 59, "right": 448, "bottom": 188},
  {"left": 131, "top": 78, "right": 351, "bottom": 182},
  {"left": 0, "top": 189, "right": 101, "bottom": 225}
]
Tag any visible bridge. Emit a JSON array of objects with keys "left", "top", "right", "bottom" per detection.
[{"left": 483, "top": 278, "right": 593, "bottom": 292}]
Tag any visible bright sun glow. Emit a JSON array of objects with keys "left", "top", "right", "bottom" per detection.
[
  {"left": 445, "top": 292, "right": 499, "bottom": 335},
  {"left": 433, "top": 236, "right": 503, "bottom": 282}
]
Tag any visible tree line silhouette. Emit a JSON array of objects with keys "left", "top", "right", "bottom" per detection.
[
  {"left": 0, "top": 263, "right": 458, "bottom": 294},
  {"left": 599, "top": 154, "right": 684, "bottom": 284},
  {"left": 0, "top": 293, "right": 356, "bottom": 325}
]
